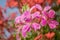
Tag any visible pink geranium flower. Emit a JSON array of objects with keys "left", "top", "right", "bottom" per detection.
[
  {"left": 22, "top": 24, "right": 31, "bottom": 37},
  {"left": 15, "top": 4, "right": 59, "bottom": 38},
  {"left": 15, "top": 16, "right": 21, "bottom": 24},
  {"left": 15, "top": 10, "right": 31, "bottom": 24},
  {"left": 48, "top": 10, "right": 55, "bottom": 18},
  {"left": 31, "top": 4, "right": 59, "bottom": 29},
  {"left": 41, "top": 9, "right": 59, "bottom": 29},
  {"left": 48, "top": 20, "right": 59, "bottom": 29},
  {"left": 21, "top": 10, "right": 31, "bottom": 22},
  {"left": 41, "top": 10, "right": 59, "bottom": 29}
]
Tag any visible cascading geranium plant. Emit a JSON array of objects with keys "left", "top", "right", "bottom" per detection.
[{"left": 15, "top": 4, "right": 59, "bottom": 40}]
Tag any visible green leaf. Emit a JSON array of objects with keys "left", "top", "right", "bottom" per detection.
[
  {"left": 55, "top": 30, "right": 60, "bottom": 40},
  {"left": 22, "top": 4, "right": 30, "bottom": 13}
]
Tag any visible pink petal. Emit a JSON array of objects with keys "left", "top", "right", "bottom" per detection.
[
  {"left": 22, "top": 24, "right": 30, "bottom": 32},
  {"left": 32, "top": 11, "right": 40, "bottom": 19},
  {"left": 23, "top": 11, "right": 30, "bottom": 17},
  {"left": 32, "top": 23, "right": 41, "bottom": 31},
  {"left": 30, "top": 6, "right": 35, "bottom": 12},
  {"left": 42, "top": 11, "right": 49, "bottom": 20},
  {"left": 15, "top": 16, "right": 21, "bottom": 24},
  {"left": 40, "top": 18, "right": 47, "bottom": 26},
  {"left": 49, "top": 23, "right": 56, "bottom": 29},
  {"left": 48, "top": 20, "right": 59, "bottom": 29},
  {"left": 50, "top": 20, "right": 59, "bottom": 25},
  {"left": 48, "top": 10, "right": 55, "bottom": 18},
  {"left": 30, "top": 4, "right": 42, "bottom": 12},
  {"left": 35, "top": 4, "right": 42, "bottom": 11},
  {"left": 43, "top": 6, "right": 51, "bottom": 11},
  {"left": 22, "top": 10, "right": 31, "bottom": 22},
  {"left": 22, "top": 24, "right": 31, "bottom": 37},
  {"left": 22, "top": 32, "right": 26, "bottom": 37}
]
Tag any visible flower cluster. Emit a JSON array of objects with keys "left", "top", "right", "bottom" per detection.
[{"left": 15, "top": 4, "right": 59, "bottom": 38}]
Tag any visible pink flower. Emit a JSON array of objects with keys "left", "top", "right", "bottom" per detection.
[
  {"left": 48, "top": 10, "right": 55, "bottom": 18},
  {"left": 21, "top": 10, "right": 31, "bottom": 22},
  {"left": 32, "top": 23, "right": 41, "bottom": 31},
  {"left": 48, "top": 20, "right": 59, "bottom": 29},
  {"left": 41, "top": 11, "right": 59, "bottom": 29},
  {"left": 35, "top": 4, "right": 42, "bottom": 11},
  {"left": 39, "top": 5, "right": 58, "bottom": 29},
  {"left": 42, "top": 9, "right": 55, "bottom": 20},
  {"left": 43, "top": 6, "right": 51, "bottom": 11},
  {"left": 42, "top": 11, "right": 48, "bottom": 20},
  {"left": 15, "top": 10, "right": 31, "bottom": 24},
  {"left": 40, "top": 18, "right": 47, "bottom": 26},
  {"left": 15, "top": 16, "right": 25, "bottom": 24},
  {"left": 15, "top": 4, "right": 59, "bottom": 38},
  {"left": 30, "top": 4, "right": 42, "bottom": 12},
  {"left": 22, "top": 24, "right": 31, "bottom": 37},
  {"left": 15, "top": 16, "right": 21, "bottom": 24},
  {"left": 30, "top": 4, "right": 51, "bottom": 12},
  {"left": 32, "top": 11, "right": 40, "bottom": 19}
]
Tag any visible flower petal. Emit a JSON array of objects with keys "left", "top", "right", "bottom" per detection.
[
  {"left": 32, "top": 11, "right": 40, "bottom": 19},
  {"left": 48, "top": 20, "right": 59, "bottom": 29},
  {"left": 22, "top": 24, "right": 31, "bottom": 37},
  {"left": 22, "top": 10, "right": 31, "bottom": 22},
  {"left": 43, "top": 6, "right": 51, "bottom": 11},
  {"left": 35, "top": 4, "right": 42, "bottom": 11},
  {"left": 40, "top": 18, "right": 47, "bottom": 26},
  {"left": 32, "top": 23, "right": 41, "bottom": 31},
  {"left": 15, "top": 16, "right": 21, "bottom": 24},
  {"left": 48, "top": 10, "right": 55, "bottom": 18},
  {"left": 30, "top": 4, "right": 42, "bottom": 12}
]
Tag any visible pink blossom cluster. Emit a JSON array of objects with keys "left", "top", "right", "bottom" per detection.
[{"left": 15, "top": 4, "right": 59, "bottom": 38}]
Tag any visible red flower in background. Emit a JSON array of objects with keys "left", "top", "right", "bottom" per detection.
[
  {"left": 0, "top": 20, "right": 3, "bottom": 25},
  {"left": 34, "top": 0, "right": 44, "bottom": 4},
  {"left": 6, "top": 0, "right": 18, "bottom": 8},
  {"left": 34, "top": 34, "right": 43, "bottom": 40},
  {"left": 20, "top": 0, "right": 44, "bottom": 8},
  {"left": 9, "top": 13, "right": 16, "bottom": 20},
  {"left": 46, "top": 0, "right": 53, "bottom": 5},
  {"left": 31, "top": 8, "right": 38, "bottom": 13},
  {"left": 0, "top": 6, "right": 3, "bottom": 18},
  {"left": 0, "top": 6, "right": 4, "bottom": 29},
  {"left": 57, "top": 0, "right": 60, "bottom": 5},
  {"left": 45, "top": 32, "right": 55, "bottom": 39}
]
